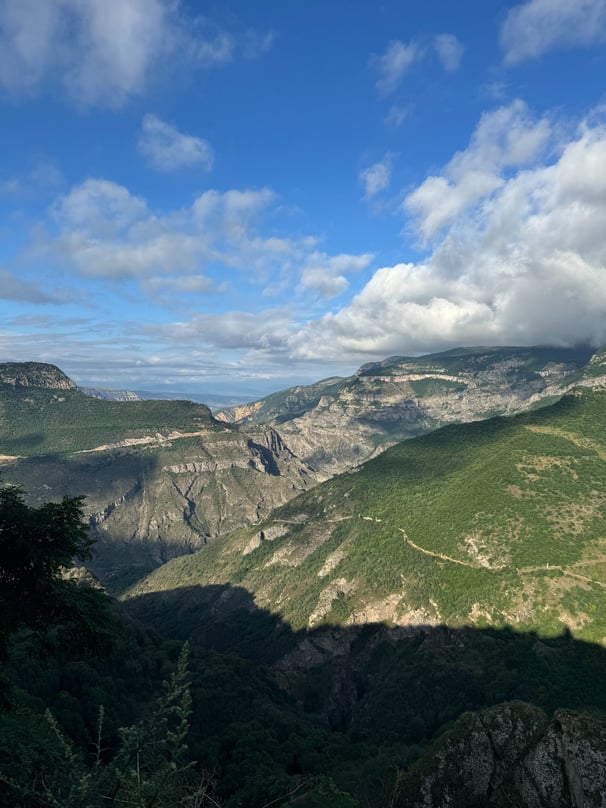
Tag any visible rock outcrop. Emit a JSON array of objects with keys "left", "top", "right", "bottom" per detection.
[
  {"left": 0, "top": 361, "right": 77, "bottom": 390},
  {"left": 402, "top": 701, "right": 606, "bottom": 807},
  {"left": 219, "top": 346, "right": 605, "bottom": 476}
]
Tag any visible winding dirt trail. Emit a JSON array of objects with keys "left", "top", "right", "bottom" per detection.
[
  {"left": 397, "top": 525, "right": 606, "bottom": 590},
  {"left": 398, "top": 528, "right": 481, "bottom": 569}
]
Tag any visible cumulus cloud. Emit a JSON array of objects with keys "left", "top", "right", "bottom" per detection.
[
  {"left": 404, "top": 100, "right": 552, "bottom": 241},
  {"left": 47, "top": 179, "right": 276, "bottom": 280},
  {"left": 360, "top": 155, "right": 393, "bottom": 199},
  {"left": 0, "top": 0, "right": 169, "bottom": 107},
  {"left": 0, "top": 0, "right": 272, "bottom": 108},
  {"left": 501, "top": 0, "right": 606, "bottom": 65},
  {"left": 291, "top": 110, "right": 606, "bottom": 361},
  {"left": 372, "top": 40, "right": 421, "bottom": 95},
  {"left": 42, "top": 178, "right": 373, "bottom": 313},
  {"left": 434, "top": 33, "right": 464, "bottom": 72},
  {"left": 298, "top": 252, "right": 374, "bottom": 299},
  {"left": 138, "top": 114, "right": 214, "bottom": 172}
]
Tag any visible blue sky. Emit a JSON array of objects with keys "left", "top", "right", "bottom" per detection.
[{"left": 1, "top": 0, "right": 606, "bottom": 397}]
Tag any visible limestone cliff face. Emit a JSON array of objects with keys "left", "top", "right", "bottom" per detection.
[
  {"left": 0, "top": 361, "right": 77, "bottom": 390},
  {"left": 4, "top": 425, "right": 315, "bottom": 593},
  {"left": 219, "top": 347, "right": 604, "bottom": 477},
  {"left": 402, "top": 702, "right": 606, "bottom": 808}
]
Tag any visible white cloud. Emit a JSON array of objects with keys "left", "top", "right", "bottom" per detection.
[
  {"left": 501, "top": 0, "right": 606, "bottom": 65},
  {"left": 0, "top": 0, "right": 169, "bottom": 107},
  {"left": 0, "top": 0, "right": 272, "bottom": 108},
  {"left": 434, "top": 34, "right": 464, "bottom": 72},
  {"left": 291, "top": 111, "right": 606, "bottom": 361},
  {"left": 42, "top": 179, "right": 373, "bottom": 312},
  {"left": 138, "top": 114, "right": 214, "bottom": 172},
  {"left": 298, "top": 252, "right": 374, "bottom": 299},
  {"left": 360, "top": 155, "right": 393, "bottom": 199},
  {"left": 404, "top": 100, "right": 552, "bottom": 240},
  {"left": 52, "top": 178, "right": 148, "bottom": 238},
  {"left": 162, "top": 310, "right": 293, "bottom": 352},
  {"left": 299, "top": 269, "right": 349, "bottom": 299},
  {"left": 372, "top": 40, "right": 421, "bottom": 95},
  {"left": 142, "top": 274, "right": 217, "bottom": 296}
]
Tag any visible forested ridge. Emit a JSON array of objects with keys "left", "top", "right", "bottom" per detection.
[
  {"left": 3, "top": 486, "right": 606, "bottom": 807},
  {"left": 3, "top": 361, "right": 606, "bottom": 805}
]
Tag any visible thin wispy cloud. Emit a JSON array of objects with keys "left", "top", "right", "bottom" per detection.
[
  {"left": 434, "top": 34, "right": 464, "bottom": 72},
  {"left": 359, "top": 155, "right": 393, "bottom": 199},
  {"left": 138, "top": 114, "right": 214, "bottom": 172},
  {"left": 372, "top": 40, "right": 421, "bottom": 95},
  {"left": 384, "top": 104, "right": 409, "bottom": 128},
  {"left": 501, "top": 0, "right": 606, "bottom": 64},
  {"left": 0, "top": 269, "right": 65, "bottom": 304}
]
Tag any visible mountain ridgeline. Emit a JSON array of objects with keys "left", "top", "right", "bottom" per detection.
[
  {"left": 3, "top": 350, "right": 606, "bottom": 807},
  {"left": 217, "top": 345, "right": 603, "bottom": 476},
  {"left": 0, "top": 362, "right": 316, "bottom": 592},
  {"left": 129, "top": 385, "right": 606, "bottom": 643}
]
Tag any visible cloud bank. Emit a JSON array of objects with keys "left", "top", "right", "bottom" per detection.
[{"left": 291, "top": 104, "right": 606, "bottom": 361}]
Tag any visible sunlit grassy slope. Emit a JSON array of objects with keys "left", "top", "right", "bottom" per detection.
[
  {"left": 127, "top": 388, "right": 606, "bottom": 643},
  {"left": 0, "top": 385, "right": 217, "bottom": 456}
]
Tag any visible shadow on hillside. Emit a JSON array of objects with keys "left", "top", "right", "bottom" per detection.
[
  {"left": 0, "top": 432, "right": 46, "bottom": 451},
  {"left": 125, "top": 583, "right": 606, "bottom": 741},
  {"left": 2, "top": 450, "right": 166, "bottom": 595}
]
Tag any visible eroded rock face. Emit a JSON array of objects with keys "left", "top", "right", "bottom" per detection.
[
  {"left": 219, "top": 347, "right": 605, "bottom": 477},
  {"left": 0, "top": 361, "right": 77, "bottom": 390},
  {"left": 401, "top": 702, "right": 606, "bottom": 808},
  {"left": 3, "top": 423, "right": 316, "bottom": 593}
]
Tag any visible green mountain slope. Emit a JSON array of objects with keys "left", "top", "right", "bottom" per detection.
[
  {"left": 129, "top": 387, "right": 606, "bottom": 643},
  {"left": 0, "top": 363, "right": 216, "bottom": 456},
  {"left": 217, "top": 345, "right": 602, "bottom": 476},
  {"left": 0, "top": 363, "right": 316, "bottom": 592}
]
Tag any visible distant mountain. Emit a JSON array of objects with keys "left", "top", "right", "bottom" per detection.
[
  {"left": 0, "top": 362, "right": 316, "bottom": 592},
  {"left": 217, "top": 345, "right": 605, "bottom": 476},
  {"left": 79, "top": 386, "right": 142, "bottom": 401},
  {"left": 130, "top": 385, "right": 606, "bottom": 644},
  {"left": 0, "top": 361, "right": 76, "bottom": 390},
  {"left": 80, "top": 385, "right": 252, "bottom": 411}
]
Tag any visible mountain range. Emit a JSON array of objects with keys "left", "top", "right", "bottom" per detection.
[
  {"left": 217, "top": 345, "right": 602, "bottom": 476},
  {"left": 3, "top": 347, "right": 606, "bottom": 805}
]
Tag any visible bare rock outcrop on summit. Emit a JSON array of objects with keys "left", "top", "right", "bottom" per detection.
[{"left": 0, "top": 361, "right": 76, "bottom": 390}]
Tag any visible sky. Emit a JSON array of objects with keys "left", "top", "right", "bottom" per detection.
[{"left": 1, "top": 0, "right": 606, "bottom": 398}]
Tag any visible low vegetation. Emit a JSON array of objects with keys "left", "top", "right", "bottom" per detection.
[{"left": 130, "top": 389, "right": 606, "bottom": 643}]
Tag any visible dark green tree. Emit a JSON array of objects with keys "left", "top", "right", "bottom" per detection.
[{"left": 0, "top": 484, "right": 116, "bottom": 662}]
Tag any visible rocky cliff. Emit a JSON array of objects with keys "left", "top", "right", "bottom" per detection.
[
  {"left": 0, "top": 361, "right": 77, "bottom": 390},
  {"left": 218, "top": 346, "right": 604, "bottom": 477},
  {"left": 0, "top": 363, "right": 316, "bottom": 592},
  {"left": 402, "top": 702, "right": 606, "bottom": 808}
]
